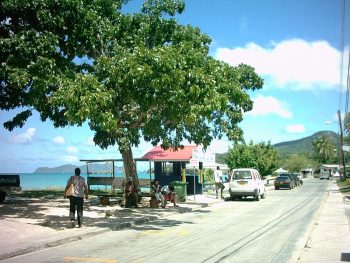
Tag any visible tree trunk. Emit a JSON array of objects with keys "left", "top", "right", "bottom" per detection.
[{"left": 121, "top": 144, "right": 139, "bottom": 189}]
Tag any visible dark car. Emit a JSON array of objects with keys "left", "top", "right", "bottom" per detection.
[
  {"left": 279, "top": 173, "right": 296, "bottom": 188},
  {"left": 274, "top": 175, "right": 294, "bottom": 190}
]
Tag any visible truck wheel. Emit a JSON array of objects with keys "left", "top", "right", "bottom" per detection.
[{"left": 0, "top": 191, "right": 6, "bottom": 203}]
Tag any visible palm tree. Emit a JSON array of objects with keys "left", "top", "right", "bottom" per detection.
[{"left": 313, "top": 135, "right": 334, "bottom": 163}]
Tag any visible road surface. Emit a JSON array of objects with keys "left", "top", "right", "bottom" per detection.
[{"left": 1, "top": 178, "right": 330, "bottom": 263}]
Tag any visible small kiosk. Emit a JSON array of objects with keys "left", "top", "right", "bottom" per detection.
[{"left": 140, "top": 146, "right": 204, "bottom": 195}]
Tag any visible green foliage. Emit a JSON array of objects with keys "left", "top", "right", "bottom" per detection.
[
  {"left": 1, "top": 0, "right": 263, "bottom": 187},
  {"left": 280, "top": 154, "right": 317, "bottom": 173},
  {"left": 203, "top": 168, "right": 214, "bottom": 183},
  {"left": 1, "top": 0, "right": 262, "bottom": 153},
  {"left": 274, "top": 131, "right": 338, "bottom": 160},
  {"left": 225, "top": 141, "right": 278, "bottom": 176},
  {"left": 312, "top": 135, "right": 336, "bottom": 163}
]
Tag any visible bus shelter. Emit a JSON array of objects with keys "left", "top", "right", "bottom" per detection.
[{"left": 139, "top": 145, "right": 203, "bottom": 195}]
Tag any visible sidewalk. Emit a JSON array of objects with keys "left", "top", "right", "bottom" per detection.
[
  {"left": 0, "top": 193, "right": 222, "bottom": 260},
  {"left": 298, "top": 181, "right": 350, "bottom": 262}
]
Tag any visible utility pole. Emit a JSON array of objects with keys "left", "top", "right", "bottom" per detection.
[{"left": 338, "top": 110, "right": 346, "bottom": 180}]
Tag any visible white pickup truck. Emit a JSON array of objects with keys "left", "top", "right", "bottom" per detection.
[{"left": 319, "top": 173, "right": 330, "bottom": 180}]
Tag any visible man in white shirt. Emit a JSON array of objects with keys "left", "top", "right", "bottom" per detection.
[{"left": 214, "top": 166, "right": 224, "bottom": 199}]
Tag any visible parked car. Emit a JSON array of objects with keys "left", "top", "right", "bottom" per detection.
[
  {"left": 229, "top": 168, "right": 266, "bottom": 201},
  {"left": 320, "top": 173, "right": 331, "bottom": 180},
  {"left": 274, "top": 176, "right": 294, "bottom": 190},
  {"left": 277, "top": 173, "right": 296, "bottom": 189},
  {"left": 291, "top": 173, "right": 303, "bottom": 186}
]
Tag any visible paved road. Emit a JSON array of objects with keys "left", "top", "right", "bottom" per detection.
[{"left": 1, "top": 178, "right": 330, "bottom": 263}]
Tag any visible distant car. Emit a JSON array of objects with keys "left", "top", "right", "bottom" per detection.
[
  {"left": 229, "top": 168, "right": 266, "bottom": 201},
  {"left": 278, "top": 173, "right": 296, "bottom": 188},
  {"left": 291, "top": 173, "right": 303, "bottom": 186},
  {"left": 274, "top": 176, "right": 294, "bottom": 190},
  {"left": 320, "top": 173, "right": 330, "bottom": 180}
]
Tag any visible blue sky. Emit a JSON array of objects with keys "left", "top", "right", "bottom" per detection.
[{"left": 0, "top": 0, "right": 349, "bottom": 173}]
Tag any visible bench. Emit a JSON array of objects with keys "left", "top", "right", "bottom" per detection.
[
  {"left": 87, "top": 177, "right": 152, "bottom": 205},
  {"left": 0, "top": 174, "right": 22, "bottom": 203}
]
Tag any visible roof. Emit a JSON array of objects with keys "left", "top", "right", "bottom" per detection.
[
  {"left": 320, "top": 164, "right": 340, "bottom": 169},
  {"left": 140, "top": 145, "right": 198, "bottom": 162}
]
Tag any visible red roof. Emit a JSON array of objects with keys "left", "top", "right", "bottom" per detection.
[{"left": 141, "top": 146, "right": 198, "bottom": 161}]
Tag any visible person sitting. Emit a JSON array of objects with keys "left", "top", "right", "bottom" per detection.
[
  {"left": 161, "top": 185, "right": 178, "bottom": 207},
  {"left": 124, "top": 178, "right": 138, "bottom": 208},
  {"left": 151, "top": 180, "right": 165, "bottom": 208}
]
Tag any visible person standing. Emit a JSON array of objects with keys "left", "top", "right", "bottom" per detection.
[
  {"left": 64, "top": 168, "right": 88, "bottom": 228},
  {"left": 214, "top": 166, "right": 224, "bottom": 199}
]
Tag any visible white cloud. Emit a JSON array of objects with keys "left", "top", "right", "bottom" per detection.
[
  {"left": 85, "top": 136, "right": 95, "bottom": 146},
  {"left": 53, "top": 136, "right": 65, "bottom": 145},
  {"left": 208, "top": 139, "right": 230, "bottom": 154},
  {"left": 66, "top": 146, "right": 79, "bottom": 154},
  {"left": 9, "top": 128, "right": 36, "bottom": 144},
  {"left": 286, "top": 124, "right": 306, "bottom": 133},
  {"left": 245, "top": 95, "right": 292, "bottom": 118},
  {"left": 215, "top": 39, "right": 340, "bottom": 90}
]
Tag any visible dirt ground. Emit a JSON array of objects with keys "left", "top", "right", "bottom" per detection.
[{"left": 0, "top": 193, "right": 156, "bottom": 230}]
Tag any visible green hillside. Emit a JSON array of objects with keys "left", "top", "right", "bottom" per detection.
[
  {"left": 274, "top": 131, "right": 338, "bottom": 159},
  {"left": 215, "top": 130, "right": 339, "bottom": 163}
]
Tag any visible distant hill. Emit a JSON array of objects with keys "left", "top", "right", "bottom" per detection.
[
  {"left": 35, "top": 131, "right": 339, "bottom": 172},
  {"left": 34, "top": 163, "right": 124, "bottom": 174},
  {"left": 215, "top": 130, "right": 339, "bottom": 163},
  {"left": 274, "top": 131, "right": 338, "bottom": 159}
]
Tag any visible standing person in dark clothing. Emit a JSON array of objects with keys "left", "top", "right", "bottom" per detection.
[{"left": 64, "top": 168, "right": 88, "bottom": 228}]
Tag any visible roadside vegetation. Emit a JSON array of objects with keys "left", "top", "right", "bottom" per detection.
[
  {"left": 217, "top": 131, "right": 342, "bottom": 177},
  {"left": 225, "top": 141, "right": 278, "bottom": 176},
  {"left": 337, "top": 180, "right": 350, "bottom": 194},
  {"left": 10, "top": 190, "right": 64, "bottom": 199}
]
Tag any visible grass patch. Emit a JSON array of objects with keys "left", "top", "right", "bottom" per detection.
[
  {"left": 11, "top": 189, "right": 64, "bottom": 198},
  {"left": 337, "top": 180, "right": 350, "bottom": 194}
]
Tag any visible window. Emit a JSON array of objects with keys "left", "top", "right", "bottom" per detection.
[{"left": 233, "top": 171, "right": 252, "bottom": 180}]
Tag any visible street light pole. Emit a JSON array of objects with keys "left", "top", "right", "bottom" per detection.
[{"left": 338, "top": 110, "right": 346, "bottom": 180}]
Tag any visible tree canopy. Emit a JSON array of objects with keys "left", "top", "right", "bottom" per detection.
[
  {"left": 225, "top": 141, "right": 278, "bottom": 176},
  {"left": 1, "top": 0, "right": 263, "bottom": 185},
  {"left": 280, "top": 154, "right": 317, "bottom": 173}
]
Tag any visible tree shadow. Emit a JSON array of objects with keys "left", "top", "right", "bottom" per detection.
[{"left": 0, "top": 195, "right": 210, "bottom": 231}]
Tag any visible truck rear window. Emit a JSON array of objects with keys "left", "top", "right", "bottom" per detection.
[{"left": 233, "top": 171, "right": 252, "bottom": 180}]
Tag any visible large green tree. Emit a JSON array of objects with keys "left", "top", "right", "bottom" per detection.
[
  {"left": 225, "top": 141, "right": 278, "bottom": 176},
  {"left": 280, "top": 154, "right": 317, "bottom": 173},
  {"left": 1, "top": 0, "right": 263, "bottom": 188}
]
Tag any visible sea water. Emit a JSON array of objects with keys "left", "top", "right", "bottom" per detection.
[{"left": 1, "top": 172, "right": 154, "bottom": 190}]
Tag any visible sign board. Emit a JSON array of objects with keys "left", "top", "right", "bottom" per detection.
[
  {"left": 191, "top": 149, "right": 203, "bottom": 162},
  {"left": 191, "top": 148, "right": 216, "bottom": 163},
  {"left": 189, "top": 158, "right": 199, "bottom": 167}
]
